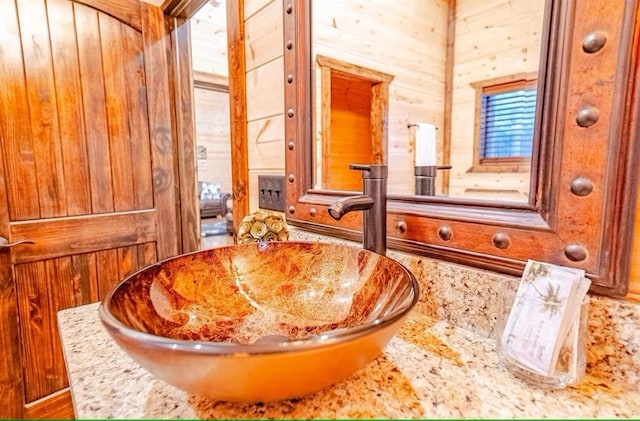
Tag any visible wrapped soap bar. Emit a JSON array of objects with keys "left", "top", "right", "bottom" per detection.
[{"left": 500, "top": 260, "right": 591, "bottom": 376}]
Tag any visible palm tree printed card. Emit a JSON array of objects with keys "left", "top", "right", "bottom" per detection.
[{"left": 500, "top": 260, "right": 589, "bottom": 376}]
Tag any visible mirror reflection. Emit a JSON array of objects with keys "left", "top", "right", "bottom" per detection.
[{"left": 311, "top": 0, "right": 546, "bottom": 202}]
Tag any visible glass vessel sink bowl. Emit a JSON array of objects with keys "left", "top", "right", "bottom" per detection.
[{"left": 99, "top": 241, "right": 419, "bottom": 402}]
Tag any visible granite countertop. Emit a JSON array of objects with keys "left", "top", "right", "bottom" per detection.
[{"left": 58, "top": 302, "right": 640, "bottom": 419}]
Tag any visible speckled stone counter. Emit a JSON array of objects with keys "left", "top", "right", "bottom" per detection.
[
  {"left": 58, "top": 229, "right": 640, "bottom": 419},
  {"left": 59, "top": 302, "right": 640, "bottom": 419}
]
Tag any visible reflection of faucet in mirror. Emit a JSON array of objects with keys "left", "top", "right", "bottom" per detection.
[{"left": 328, "top": 164, "right": 388, "bottom": 255}]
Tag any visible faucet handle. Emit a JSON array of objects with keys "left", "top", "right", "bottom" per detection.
[{"left": 348, "top": 163, "right": 388, "bottom": 179}]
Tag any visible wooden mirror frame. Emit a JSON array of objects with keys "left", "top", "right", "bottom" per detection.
[{"left": 283, "top": 0, "right": 640, "bottom": 297}]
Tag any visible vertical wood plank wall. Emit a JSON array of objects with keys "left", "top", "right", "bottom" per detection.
[
  {"left": 313, "top": 0, "right": 448, "bottom": 196},
  {"left": 449, "top": 0, "right": 544, "bottom": 200},
  {"left": 190, "top": 3, "right": 233, "bottom": 194},
  {"left": 244, "top": 0, "right": 285, "bottom": 211}
]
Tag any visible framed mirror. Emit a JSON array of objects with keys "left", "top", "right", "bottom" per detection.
[
  {"left": 311, "top": 1, "right": 544, "bottom": 202},
  {"left": 283, "top": 0, "right": 640, "bottom": 296}
]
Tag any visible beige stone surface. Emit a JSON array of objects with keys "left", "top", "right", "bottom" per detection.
[{"left": 58, "top": 231, "right": 640, "bottom": 418}]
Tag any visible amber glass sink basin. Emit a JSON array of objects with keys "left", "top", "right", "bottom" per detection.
[{"left": 99, "top": 241, "right": 419, "bottom": 402}]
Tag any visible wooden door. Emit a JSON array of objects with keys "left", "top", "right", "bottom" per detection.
[{"left": 0, "top": 0, "right": 180, "bottom": 417}]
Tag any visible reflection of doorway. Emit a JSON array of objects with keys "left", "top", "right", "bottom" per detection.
[
  {"left": 190, "top": 2, "right": 234, "bottom": 248},
  {"left": 315, "top": 55, "right": 394, "bottom": 191}
]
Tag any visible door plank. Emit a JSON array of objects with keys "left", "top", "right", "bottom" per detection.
[
  {"left": 74, "top": 0, "right": 142, "bottom": 31},
  {"left": 117, "top": 245, "right": 138, "bottom": 280},
  {"left": 138, "top": 242, "right": 157, "bottom": 268},
  {"left": 123, "top": 26, "right": 154, "bottom": 210},
  {"left": 74, "top": 3, "right": 115, "bottom": 213},
  {"left": 100, "top": 14, "right": 136, "bottom": 212},
  {"left": 15, "top": 261, "right": 63, "bottom": 402},
  {"left": 142, "top": 3, "right": 180, "bottom": 260},
  {"left": 10, "top": 210, "right": 158, "bottom": 264},
  {"left": 0, "top": 231, "right": 23, "bottom": 417},
  {"left": 0, "top": 0, "right": 40, "bottom": 221},
  {"left": 48, "top": 0, "right": 92, "bottom": 216},
  {"left": 72, "top": 253, "right": 100, "bottom": 304},
  {"left": 17, "top": 0, "right": 68, "bottom": 218},
  {"left": 23, "top": 388, "right": 74, "bottom": 419},
  {"left": 96, "top": 249, "right": 121, "bottom": 299}
]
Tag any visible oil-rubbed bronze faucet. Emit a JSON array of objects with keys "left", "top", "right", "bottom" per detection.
[{"left": 328, "top": 164, "right": 387, "bottom": 255}]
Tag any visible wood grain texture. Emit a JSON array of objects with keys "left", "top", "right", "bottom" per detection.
[
  {"left": 170, "top": 17, "right": 200, "bottom": 253},
  {"left": 15, "top": 260, "right": 67, "bottom": 402},
  {"left": 142, "top": 2, "right": 180, "bottom": 260},
  {"left": 10, "top": 211, "right": 158, "bottom": 264},
  {"left": 0, "top": 0, "right": 40, "bottom": 221},
  {"left": 123, "top": 21, "right": 154, "bottom": 210},
  {"left": 74, "top": 0, "right": 142, "bottom": 31},
  {"left": 227, "top": 0, "right": 249, "bottom": 229},
  {"left": 48, "top": 0, "right": 92, "bottom": 216},
  {"left": 0, "top": 0, "right": 175, "bottom": 415},
  {"left": 17, "top": 0, "right": 68, "bottom": 218},
  {"left": 326, "top": 74, "right": 372, "bottom": 191},
  {"left": 75, "top": 3, "right": 115, "bottom": 213},
  {"left": 0, "top": 152, "right": 23, "bottom": 418},
  {"left": 23, "top": 389, "right": 74, "bottom": 419},
  {"left": 101, "top": 14, "right": 137, "bottom": 212}
]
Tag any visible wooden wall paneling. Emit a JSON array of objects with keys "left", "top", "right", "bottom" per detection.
[
  {"left": 17, "top": 0, "right": 67, "bottom": 219},
  {"left": 243, "top": 0, "right": 273, "bottom": 19},
  {"left": 247, "top": 115, "right": 285, "bottom": 169},
  {"left": 244, "top": 0, "right": 283, "bottom": 71},
  {"left": 75, "top": 3, "right": 115, "bottom": 213},
  {"left": 100, "top": 14, "right": 136, "bottom": 212},
  {"left": 227, "top": 0, "right": 249, "bottom": 228},
  {"left": 48, "top": 0, "right": 92, "bottom": 217},
  {"left": 0, "top": 0, "right": 39, "bottom": 221},
  {"left": 189, "top": 3, "right": 229, "bottom": 77},
  {"left": 246, "top": 58, "right": 284, "bottom": 121},
  {"left": 142, "top": 2, "right": 180, "bottom": 259},
  {"left": 169, "top": 15, "right": 200, "bottom": 253},
  {"left": 449, "top": 0, "right": 543, "bottom": 198},
  {"left": 312, "top": 0, "right": 448, "bottom": 194},
  {"left": 194, "top": 88, "right": 233, "bottom": 190}
]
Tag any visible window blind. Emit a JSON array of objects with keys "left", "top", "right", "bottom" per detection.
[{"left": 480, "top": 88, "right": 537, "bottom": 159}]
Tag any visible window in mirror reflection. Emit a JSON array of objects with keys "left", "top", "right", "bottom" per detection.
[
  {"left": 471, "top": 75, "right": 537, "bottom": 176},
  {"left": 312, "top": 0, "right": 546, "bottom": 202}
]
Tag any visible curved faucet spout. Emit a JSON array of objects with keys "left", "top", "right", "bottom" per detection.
[
  {"left": 328, "top": 195, "right": 374, "bottom": 220},
  {"left": 327, "top": 163, "right": 388, "bottom": 255}
]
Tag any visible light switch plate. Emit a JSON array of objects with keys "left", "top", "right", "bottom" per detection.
[{"left": 258, "top": 175, "right": 286, "bottom": 211}]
